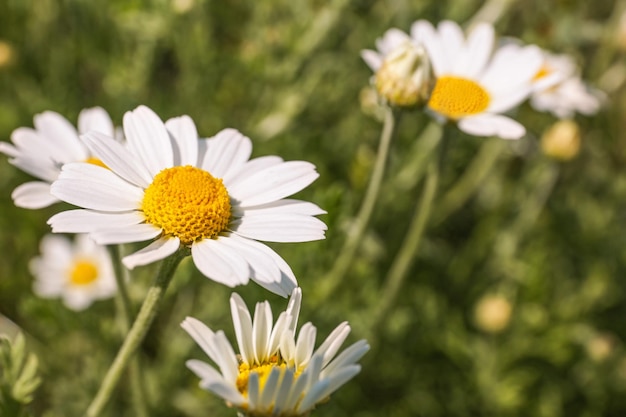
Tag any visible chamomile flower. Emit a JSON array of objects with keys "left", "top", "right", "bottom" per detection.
[
  {"left": 530, "top": 51, "right": 604, "bottom": 118},
  {"left": 0, "top": 107, "right": 115, "bottom": 209},
  {"left": 411, "top": 20, "right": 543, "bottom": 139},
  {"left": 48, "top": 105, "right": 326, "bottom": 296},
  {"left": 29, "top": 234, "right": 116, "bottom": 311},
  {"left": 181, "top": 288, "right": 369, "bottom": 417}
]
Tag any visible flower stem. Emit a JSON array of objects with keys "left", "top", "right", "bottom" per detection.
[
  {"left": 317, "top": 106, "right": 398, "bottom": 299},
  {"left": 370, "top": 139, "right": 443, "bottom": 336},
  {"left": 108, "top": 245, "right": 148, "bottom": 417},
  {"left": 86, "top": 248, "right": 188, "bottom": 417}
]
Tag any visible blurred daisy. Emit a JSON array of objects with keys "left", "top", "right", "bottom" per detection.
[
  {"left": 0, "top": 107, "right": 115, "bottom": 209},
  {"left": 29, "top": 234, "right": 116, "bottom": 311},
  {"left": 530, "top": 51, "right": 604, "bottom": 119},
  {"left": 48, "top": 105, "right": 326, "bottom": 297},
  {"left": 361, "top": 27, "right": 412, "bottom": 73},
  {"left": 411, "top": 20, "right": 543, "bottom": 139},
  {"left": 181, "top": 288, "right": 369, "bottom": 416}
]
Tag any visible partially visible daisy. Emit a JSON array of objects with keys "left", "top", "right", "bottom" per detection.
[
  {"left": 48, "top": 105, "right": 326, "bottom": 297},
  {"left": 181, "top": 288, "right": 369, "bottom": 417},
  {"left": 530, "top": 50, "right": 604, "bottom": 119},
  {"left": 411, "top": 20, "right": 543, "bottom": 139},
  {"left": 29, "top": 234, "right": 117, "bottom": 311},
  {"left": 360, "top": 27, "right": 412, "bottom": 73},
  {"left": 0, "top": 107, "right": 116, "bottom": 209}
]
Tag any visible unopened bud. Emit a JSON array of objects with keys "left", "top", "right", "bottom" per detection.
[
  {"left": 474, "top": 294, "right": 512, "bottom": 333},
  {"left": 374, "top": 41, "right": 433, "bottom": 107},
  {"left": 0, "top": 41, "right": 14, "bottom": 68},
  {"left": 541, "top": 119, "right": 581, "bottom": 161}
]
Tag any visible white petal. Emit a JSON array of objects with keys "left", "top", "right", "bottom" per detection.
[
  {"left": 212, "top": 330, "right": 240, "bottom": 383},
  {"left": 481, "top": 45, "right": 543, "bottom": 94},
  {"left": 223, "top": 155, "right": 284, "bottom": 186},
  {"left": 360, "top": 49, "right": 382, "bottom": 71},
  {"left": 122, "top": 237, "right": 180, "bottom": 269},
  {"left": 228, "top": 161, "right": 319, "bottom": 207},
  {"left": 458, "top": 114, "right": 526, "bottom": 140},
  {"left": 200, "top": 128, "right": 252, "bottom": 179},
  {"left": 317, "top": 364, "right": 362, "bottom": 400},
  {"left": 12, "top": 182, "right": 58, "bottom": 209},
  {"left": 272, "top": 368, "right": 294, "bottom": 414},
  {"left": 438, "top": 20, "right": 465, "bottom": 75},
  {"left": 123, "top": 105, "right": 173, "bottom": 176},
  {"left": 321, "top": 340, "right": 370, "bottom": 378},
  {"left": 165, "top": 115, "right": 199, "bottom": 166},
  {"left": 411, "top": 20, "right": 447, "bottom": 76},
  {"left": 48, "top": 210, "right": 144, "bottom": 233},
  {"left": 455, "top": 23, "right": 494, "bottom": 78},
  {"left": 181, "top": 317, "right": 221, "bottom": 363},
  {"left": 186, "top": 360, "right": 244, "bottom": 405},
  {"left": 231, "top": 213, "right": 327, "bottom": 243},
  {"left": 233, "top": 199, "right": 326, "bottom": 217},
  {"left": 296, "top": 379, "right": 330, "bottom": 414},
  {"left": 376, "top": 28, "right": 410, "bottom": 55},
  {"left": 252, "top": 301, "right": 272, "bottom": 363},
  {"left": 8, "top": 154, "right": 59, "bottom": 182},
  {"left": 191, "top": 239, "right": 250, "bottom": 287},
  {"left": 82, "top": 131, "right": 152, "bottom": 187},
  {"left": 259, "top": 367, "right": 281, "bottom": 410},
  {"left": 247, "top": 372, "right": 260, "bottom": 410},
  {"left": 78, "top": 107, "right": 115, "bottom": 136},
  {"left": 222, "top": 236, "right": 297, "bottom": 296},
  {"left": 52, "top": 163, "right": 143, "bottom": 211},
  {"left": 34, "top": 111, "right": 86, "bottom": 161},
  {"left": 230, "top": 293, "right": 255, "bottom": 365},
  {"left": 294, "top": 323, "right": 316, "bottom": 368},
  {"left": 92, "top": 223, "right": 162, "bottom": 245},
  {"left": 285, "top": 287, "right": 302, "bottom": 332},
  {"left": 314, "top": 322, "right": 351, "bottom": 367},
  {"left": 488, "top": 84, "right": 533, "bottom": 114}
]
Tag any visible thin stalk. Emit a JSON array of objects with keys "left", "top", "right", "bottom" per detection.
[
  {"left": 86, "top": 248, "right": 188, "bottom": 417},
  {"left": 432, "top": 138, "right": 504, "bottom": 226},
  {"left": 317, "top": 106, "right": 398, "bottom": 300},
  {"left": 108, "top": 245, "right": 148, "bottom": 417},
  {"left": 370, "top": 159, "right": 440, "bottom": 336}
]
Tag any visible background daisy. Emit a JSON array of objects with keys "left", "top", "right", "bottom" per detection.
[
  {"left": 411, "top": 20, "right": 543, "bottom": 139},
  {"left": 182, "top": 288, "right": 369, "bottom": 416},
  {"left": 0, "top": 107, "right": 115, "bottom": 209},
  {"left": 530, "top": 51, "right": 605, "bottom": 118},
  {"left": 48, "top": 105, "right": 326, "bottom": 297},
  {"left": 30, "top": 234, "right": 117, "bottom": 311}
]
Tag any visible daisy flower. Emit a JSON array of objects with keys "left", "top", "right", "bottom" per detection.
[
  {"left": 29, "top": 234, "right": 117, "bottom": 311},
  {"left": 48, "top": 105, "right": 326, "bottom": 297},
  {"left": 181, "top": 288, "right": 369, "bottom": 417},
  {"left": 411, "top": 20, "right": 543, "bottom": 139},
  {"left": 530, "top": 50, "right": 604, "bottom": 119},
  {"left": 0, "top": 107, "right": 115, "bottom": 209}
]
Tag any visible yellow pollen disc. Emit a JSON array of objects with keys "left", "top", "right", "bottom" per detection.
[
  {"left": 427, "top": 76, "right": 490, "bottom": 119},
  {"left": 69, "top": 260, "right": 99, "bottom": 286},
  {"left": 85, "top": 156, "right": 108, "bottom": 169},
  {"left": 236, "top": 355, "right": 302, "bottom": 398},
  {"left": 141, "top": 165, "right": 231, "bottom": 245}
]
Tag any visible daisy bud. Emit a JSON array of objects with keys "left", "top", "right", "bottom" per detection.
[
  {"left": 540, "top": 119, "right": 581, "bottom": 161},
  {"left": 474, "top": 294, "right": 513, "bottom": 334},
  {"left": 374, "top": 41, "right": 433, "bottom": 107}
]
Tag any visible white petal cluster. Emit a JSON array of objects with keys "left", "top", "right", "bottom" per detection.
[
  {"left": 48, "top": 105, "right": 327, "bottom": 296},
  {"left": 182, "top": 288, "right": 369, "bottom": 416},
  {"left": 0, "top": 107, "right": 115, "bottom": 208}
]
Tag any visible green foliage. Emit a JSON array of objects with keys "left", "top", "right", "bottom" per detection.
[
  {"left": 0, "top": 0, "right": 625, "bottom": 416},
  {"left": 0, "top": 333, "right": 41, "bottom": 417}
]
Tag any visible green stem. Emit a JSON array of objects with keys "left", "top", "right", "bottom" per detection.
[
  {"left": 370, "top": 155, "right": 440, "bottom": 336},
  {"left": 86, "top": 248, "right": 187, "bottom": 417},
  {"left": 432, "top": 138, "right": 504, "bottom": 226},
  {"left": 108, "top": 245, "right": 149, "bottom": 417},
  {"left": 316, "top": 106, "right": 398, "bottom": 300}
]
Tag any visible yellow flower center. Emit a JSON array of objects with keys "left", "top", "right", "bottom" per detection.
[
  {"left": 533, "top": 64, "right": 552, "bottom": 81},
  {"left": 427, "top": 76, "right": 490, "bottom": 119},
  {"left": 85, "top": 156, "right": 108, "bottom": 169},
  {"left": 141, "top": 165, "right": 231, "bottom": 245},
  {"left": 69, "top": 260, "right": 99, "bottom": 286}
]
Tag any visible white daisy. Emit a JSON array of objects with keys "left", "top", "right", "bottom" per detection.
[
  {"left": 48, "top": 105, "right": 326, "bottom": 297},
  {"left": 181, "top": 288, "right": 369, "bottom": 417},
  {"left": 29, "top": 234, "right": 117, "bottom": 311},
  {"left": 530, "top": 50, "right": 604, "bottom": 119},
  {"left": 411, "top": 20, "right": 543, "bottom": 139},
  {"left": 0, "top": 107, "right": 115, "bottom": 209}
]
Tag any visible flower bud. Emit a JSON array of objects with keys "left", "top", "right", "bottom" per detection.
[
  {"left": 474, "top": 294, "right": 513, "bottom": 333},
  {"left": 374, "top": 41, "right": 433, "bottom": 107},
  {"left": 540, "top": 119, "right": 581, "bottom": 161}
]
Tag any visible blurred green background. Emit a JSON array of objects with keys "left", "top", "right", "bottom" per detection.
[{"left": 2, "top": 0, "right": 626, "bottom": 416}]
